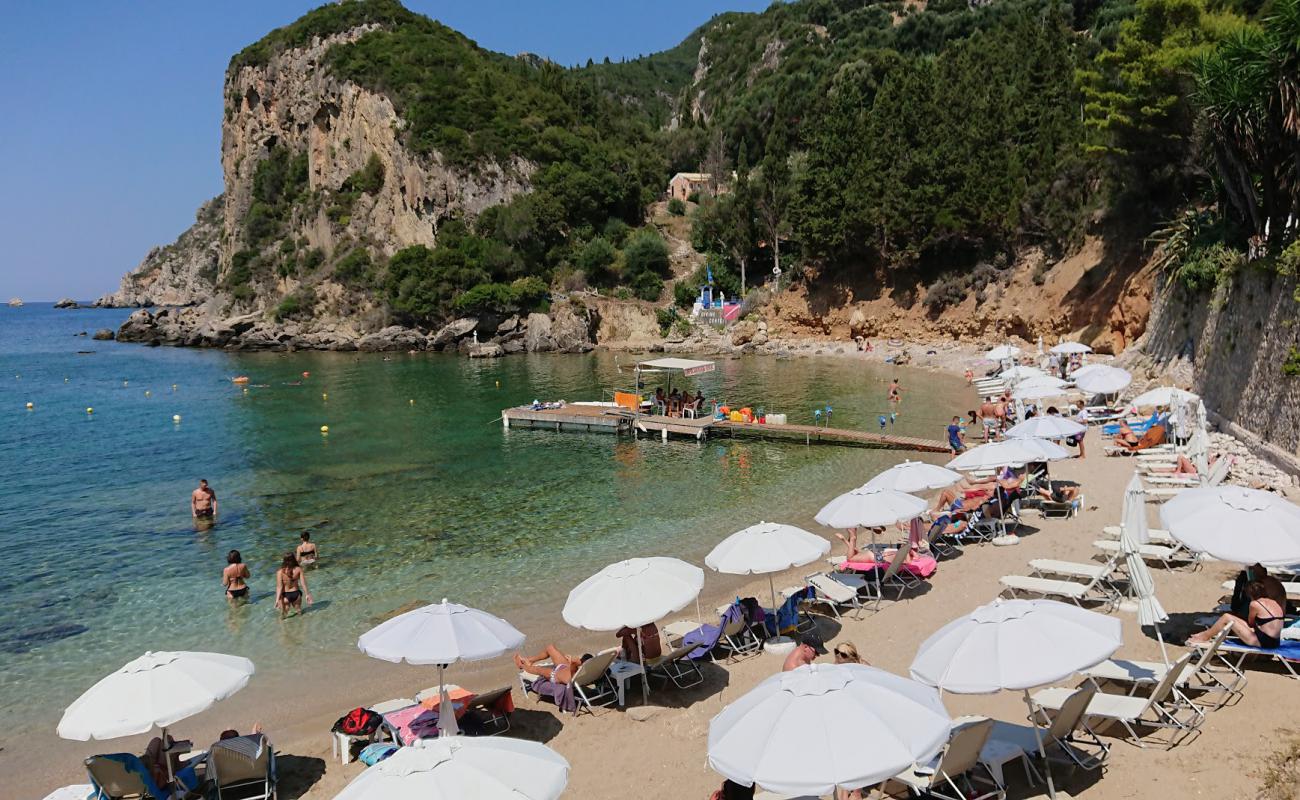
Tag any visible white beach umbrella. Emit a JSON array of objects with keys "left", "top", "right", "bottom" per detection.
[
  {"left": 945, "top": 439, "right": 1043, "bottom": 471},
  {"left": 334, "top": 736, "right": 569, "bottom": 800},
  {"left": 59, "top": 651, "right": 254, "bottom": 741},
  {"left": 814, "top": 487, "right": 928, "bottom": 529},
  {"left": 58, "top": 651, "right": 254, "bottom": 785},
  {"left": 563, "top": 557, "right": 705, "bottom": 702},
  {"left": 1015, "top": 374, "right": 1068, "bottom": 391},
  {"left": 1012, "top": 383, "right": 1070, "bottom": 402},
  {"left": 1050, "top": 341, "right": 1092, "bottom": 355},
  {"left": 358, "top": 600, "right": 525, "bottom": 737},
  {"left": 986, "top": 345, "right": 1021, "bottom": 361},
  {"left": 708, "top": 664, "right": 950, "bottom": 796},
  {"left": 707, "top": 522, "right": 830, "bottom": 642},
  {"left": 1074, "top": 366, "right": 1132, "bottom": 395},
  {"left": 910, "top": 598, "right": 1121, "bottom": 798},
  {"left": 1119, "top": 475, "right": 1169, "bottom": 663},
  {"left": 862, "top": 460, "right": 963, "bottom": 494},
  {"left": 1160, "top": 487, "right": 1300, "bottom": 564},
  {"left": 998, "top": 365, "right": 1044, "bottom": 381},
  {"left": 1005, "top": 416, "right": 1086, "bottom": 440},
  {"left": 1069, "top": 362, "right": 1107, "bottom": 380},
  {"left": 1130, "top": 386, "right": 1199, "bottom": 409}
]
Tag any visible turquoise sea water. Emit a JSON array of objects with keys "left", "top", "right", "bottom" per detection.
[{"left": 0, "top": 304, "right": 965, "bottom": 727}]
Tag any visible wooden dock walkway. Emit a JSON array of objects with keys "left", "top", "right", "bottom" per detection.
[{"left": 501, "top": 405, "right": 950, "bottom": 453}]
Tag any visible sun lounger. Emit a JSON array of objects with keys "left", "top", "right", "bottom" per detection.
[
  {"left": 1220, "top": 579, "right": 1300, "bottom": 602},
  {"left": 519, "top": 647, "right": 620, "bottom": 715},
  {"left": 1038, "top": 495, "right": 1084, "bottom": 519},
  {"left": 85, "top": 754, "right": 173, "bottom": 800},
  {"left": 1082, "top": 628, "right": 1244, "bottom": 707},
  {"left": 1032, "top": 652, "right": 1202, "bottom": 748},
  {"left": 1100, "top": 525, "right": 1174, "bottom": 546},
  {"left": 1207, "top": 638, "right": 1300, "bottom": 679},
  {"left": 1104, "top": 424, "right": 1167, "bottom": 456},
  {"left": 1093, "top": 539, "right": 1198, "bottom": 570},
  {"left": 208, "top": 733, "right": 275, "bottom": 800},
  {"left": 414, "top": 685, "right": 514, "bottom": 735},
  {"left": 645, "top": 641, "right": 705, "bottom": 689},
  {"left": 1145, "top": 458, "right": 1230, "bottom": 500},
  {"left": 1028, "top": 555, "right": 1122, "bottom": 597},
  {"left": 999, "top": 570, "right": 1117, "bottom": 609},
  {"left": 888, "top": 717, "right": 1003, "bottom": 800},
  {"left": 984, "top": 685, "right": 1108, "bottom": 774},
  {"left": 669, "top": 602, "right": 763, "bottom": 662}
]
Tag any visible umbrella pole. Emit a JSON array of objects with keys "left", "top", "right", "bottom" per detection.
[
  {"left": 1155, "top": 622, "right": 1170, "bottom": 666},
  {"left": 437, "top": 663, "right": 459, "bottom": 737},
  {"left": 1023, "top": 690, "right": 1057, "bottom": 799},
  {"left": 768, "top": 574, "right": 780, "bottom": 641},
  {"left": 161, "top": 724, "right": 176, "bottom": 788},
  {"left": 871, "top": 528, "right": 882, "bottom": 610},
  {"left": 639, "top": 647, "right": 649, "bottom": 705}
]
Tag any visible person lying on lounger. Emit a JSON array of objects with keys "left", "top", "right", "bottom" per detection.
[
  {"left": 1114, "top": 420, "right": 1141, "bottom": 448},
  {"left": 1036, "top": 482, "right": 1080, "bottom": 504},
  {"left": 515, "top": 647, "right": 591, "bottom": 684},
  {"left": 1150, "top": 453, "right": 1222, "bottom": 477},
  {"left": 833, "top": 529, "right": 927, "bottom": 568},
  {"left": 1189, "top": 581, "right": 1284, "bottom": 648}
]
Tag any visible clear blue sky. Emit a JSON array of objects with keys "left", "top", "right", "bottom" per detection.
[{"left": 0, "top": 0, "right": 769, "bottom": 301}]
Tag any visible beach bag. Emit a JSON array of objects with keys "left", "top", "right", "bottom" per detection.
[
  {"left": 333, "top": 707, "right": 382, "bottom": 736},
  {"left": 358, "top": 742, "right": 398, "bottom": 766}
]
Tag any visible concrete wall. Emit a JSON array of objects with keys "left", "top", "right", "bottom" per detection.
[{"left": 1130, "top": 266, "right": 1300, "bottom": 465}]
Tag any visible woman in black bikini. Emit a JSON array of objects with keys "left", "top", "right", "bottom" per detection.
[
  {"left": 222, "top": 550, "right": 250, "bottom": 602},
  {"left": 275, "top": 553, "right": 312, "bottom": 618},
  {"left": 1189, "top": 581, "right": 1284, "bottom": 648}
]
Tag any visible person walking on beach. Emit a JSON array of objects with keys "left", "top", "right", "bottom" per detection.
[
  {"left": 274, "top": 553, "right": 312, "bottom": 617},
  {"left": 295, "top": 532, "right": 318, "bottom": 567},
  {"left": 946, "top": 416, "right": 966, "bottom": 455},
  {"left": 977, "top": 397, "right": 999, "bottom": 440},
  {"left": 191, "top": 479, "right": 217, "bottom": 519},
  {"left": 222, "top": 550, "right": 250, "bottom": 603}
]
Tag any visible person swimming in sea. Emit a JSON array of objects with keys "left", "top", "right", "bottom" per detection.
[
  {"left": 192, "top": 479, "right": 217, "bottom": 520},
  {"left": 888, "top": 378, "right": 902, "bottom": 406},
  {"left": 222, "top": 550, "right": 250, "bottom": 602},
  {"left": 295, "top": 531, "right": 318, "bottom": 567}
]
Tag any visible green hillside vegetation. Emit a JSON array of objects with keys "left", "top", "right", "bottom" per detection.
[{"left": 225, "top": 0, "right": 1299, "bottom": 325}]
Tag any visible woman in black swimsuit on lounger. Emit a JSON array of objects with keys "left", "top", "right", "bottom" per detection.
[
  {"left": 1189, "top": 581, "right": 1284, "bottom": 648},
  {"left": 275, "top": 553, "right": 312, "bottom": 618},
  {"left": 222, "top": 550, "right": 250, "bottom": 602}
]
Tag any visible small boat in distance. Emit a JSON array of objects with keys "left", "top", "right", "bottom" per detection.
[
  {"left": 231, "top": 375, "right": 250, "bottom": 384},
  {"left": 7, "top": 298, "right": 22, "bottom": 307}
]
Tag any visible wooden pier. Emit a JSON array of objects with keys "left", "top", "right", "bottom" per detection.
[{"left": 501, "top": 406, "right": 950, "bottom": 453}]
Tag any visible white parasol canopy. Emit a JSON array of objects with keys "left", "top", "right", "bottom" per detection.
[
  {"left": 1015, "top": 375, "right": 1068, "bottom": 391},
  {"left": 986, "top": 345, "right": 1021, "bottom": 361},
  {"left": 563, "top": 557, "right": 705, "bottom": 702},
  {"left": 862, "top": 461, "right": 963, "bottom": 494},
  {"left": 1074, "top": 366, "right": 1132, "bottom": 395},
  {"left": 1130, "top": 386, "right": 1199, "bottom": 408},
  {"left": 359, "top": 600, "right": 525, "bottom": 737},
  {"left": 1069, "top": 363, "right": 1107, "bottom": 380},
  {"left": 706, "top": 522, "right": 830, "bottom": 576},
  {"left": 910, "top": 598, "right": 1122, "bottom": 800},
  {"left": 708, "top": 664, "right": 950, "bottom": 796},
  {"left": 334, "top": 736, "right": 569, "bottom": 800},
  {"left": 1050, "top": 341, "right": 1092, "bottom": 355},
  {"left": 945, "top": 439, "right": 1044, "bottom": 471},
  {"left": 1160, "top": 487, "right": 1300, "bottom": 564},
  {"left": 58, "top": 651, "right": 254, "bottom": 741},
  {"left": 999, "top": 365, "right": 1044, "bottom": 381},
  {"left": 1010, "top": 437, "right": 1073, "bottom": 462},
  {"left": 1012, "top": 383, "right": 1071, "bottom": 402},
  {"left": 1005, "top": 416, "right": 1086, "bottom": 440},
  {"left": 814, "top": 487, "right": 928, "bottom": 529}
]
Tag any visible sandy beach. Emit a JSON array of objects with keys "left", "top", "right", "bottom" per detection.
[{"left": 9, "top": 352, "right": 1299, "bottom": 799}]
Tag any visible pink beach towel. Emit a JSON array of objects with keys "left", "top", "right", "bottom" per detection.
[{"left": 841, "top": 555, "right": 938, "bottom": 579}]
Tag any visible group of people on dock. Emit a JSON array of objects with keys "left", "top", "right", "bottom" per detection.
[{"left": 653, "top": 386, "right": 706, "bottom": 417}]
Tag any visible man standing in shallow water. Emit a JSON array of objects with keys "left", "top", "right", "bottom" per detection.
[{"left": 192, "top": 479, "right": 217, "bottom": 519}]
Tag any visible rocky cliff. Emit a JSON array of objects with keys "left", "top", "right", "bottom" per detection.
[{"left": 95, "top": 196, "right": 223, "bottom": 307}]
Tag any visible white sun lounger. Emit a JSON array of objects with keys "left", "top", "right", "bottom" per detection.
[
  {"left": 1100, "top": 525, "right": 1174, "bottom": 546},
  {"left": 1093, "top": 539, "right": 1198, "bottom": 570},
  {"left": 1219, "top": 579, "right": 1300, "bottom": 601},
  {"left": 1080, "top": 627, "right": 1244, "bottom": 707},
  {"left": 803, "top": 572, "right": 864, "bottom": 619},
  {"left": 1028, "top": 553, "right": 1122, "bottom": 596},
  {"left": 998, "top": 572, "right": 1116, "bottom": 610},
  {"left": 1032, "top": 653, "right": 1202, "bottom": 748}
]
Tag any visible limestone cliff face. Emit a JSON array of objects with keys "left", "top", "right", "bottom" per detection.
[
  {"left": 104, "top": 25, "right": 532, "bottom": 323},
  {"left": 95, "top": 197, "right": 223, "bottom": 307},
  {"left": 220, "top": 27, "right": 531, "bottom": 281}
]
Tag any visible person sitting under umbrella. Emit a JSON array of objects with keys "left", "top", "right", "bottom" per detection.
[
  {"left": 781, "top": 634, "right": 826, "bottom": 672},
  {"left": 1189, "top": 581, "right": 1284, "bottom": 648},
  {"left": 617, "top": 623, "right": 662, "bottom": 662}
]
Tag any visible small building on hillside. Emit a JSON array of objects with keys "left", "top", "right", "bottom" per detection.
[{"left": 668, "top": 172, "right": 713, "bottom": 202}]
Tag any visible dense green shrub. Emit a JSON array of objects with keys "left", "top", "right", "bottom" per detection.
[
  {"left": 656, "top": 306, "right": 679, "bottom": 335},
  {"left": 1283, "top": 346, "right": 1300, "bottom": 377},
  {"left": 576, "top": 237, "right": 618, "bottom": 284},
  {"left": 334, "top": 248, "right": 373, "bottom": 286},
  {"left": 623, "top": 230, "right": 670, "bottom": 278},
  {"left": 667, "top": 198, "right": 686, "bottom": 216},
  {"left": 343, "top": 154, "right": 385, "bottom": 195}
]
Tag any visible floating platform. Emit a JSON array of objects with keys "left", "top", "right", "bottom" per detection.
[{"left": 501, "top": 406, "right": 949, "bottom": 453}]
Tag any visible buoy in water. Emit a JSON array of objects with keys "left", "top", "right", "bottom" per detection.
[
  {"left": 495, "top": 381, "right": 500, "bottom": 388},
  {"left": 320, "top": 425, "right": 329, "bottom": 434},
  {"left": 123, "top": 380, "right": 128, "bottom": 387},
  {"left": 409, "top": 399, "right": 415, "bottom": 405},
  {"left": 144, "top": 390, "right": 151, "bottom": 397},
  {"left": 302, "top": 371, "right": 310, "bottom": 378},
  {"left": 171, "top": 384, "right": 177, "bottom": 391},
  {"left": 25, "top": 402, "right": 33, "bottom": 409},
  {"left": 64, "top": 377, "right": 69, "bottom": 383},
  {"left": 172, "top": 414, "right": 182, "bottom": 423},
  {"left": 86, "top": 407, "right": 94, "bottom": 414},
  {"left": 322, "top": 392, "right": 328, "bottom": 400}
]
